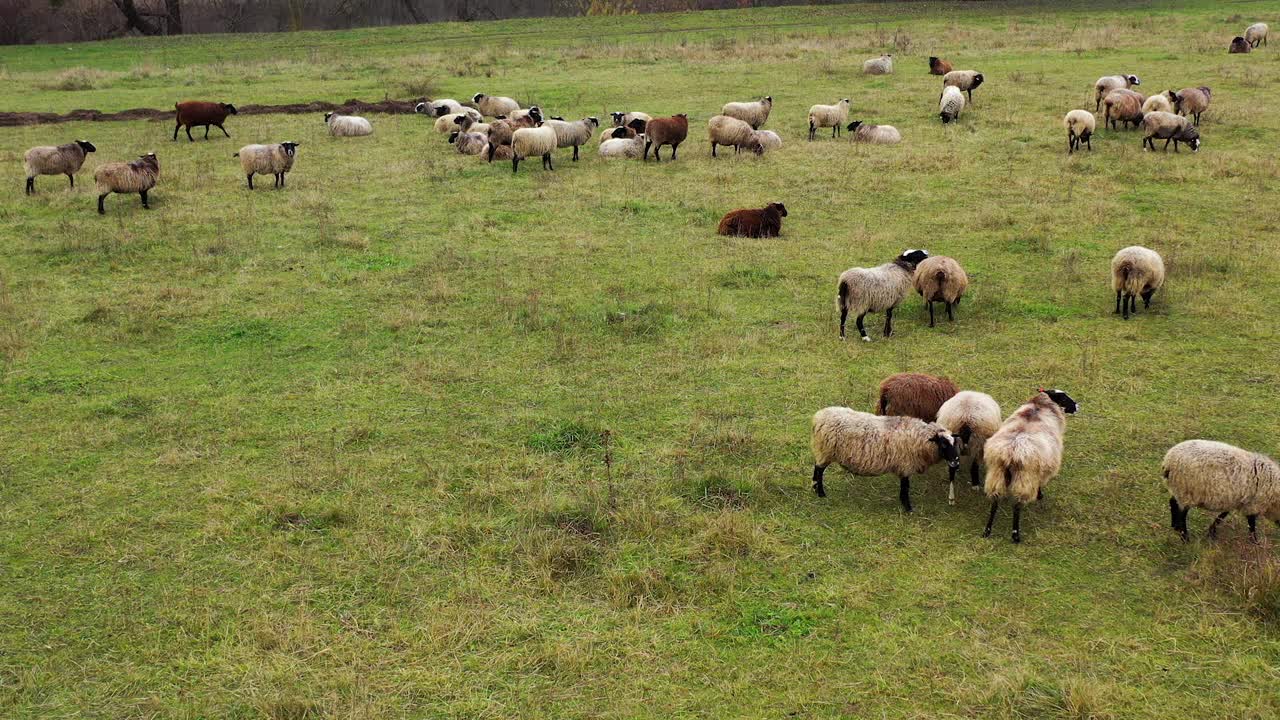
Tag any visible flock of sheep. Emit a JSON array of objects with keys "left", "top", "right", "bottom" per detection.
[{"left": 17, "top": 19, "right": 1277, "bottom": 545}]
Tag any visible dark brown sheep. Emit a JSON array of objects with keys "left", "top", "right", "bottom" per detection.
[
  {"left": 717, "top": 202, "right": 788, "bottom": 238},
  {"left": 928, "top": 57, "right": 953, "bottom": 75},
  {"left": 485, "top": 107, "right": 543, "bottom": 162},
  {"left": 643, "top": 114, "right": 688, "bottom": 162},
  {"left": 1229, "top": 36, "right": 1252, "bottom": 53},
  {"left": 174, "top": 101, "right": 238, "bottom": 142},
  {"left": 875, "top": 373, "right": 960, "bottom": 423}
]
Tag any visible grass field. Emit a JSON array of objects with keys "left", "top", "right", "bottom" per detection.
[{"left": 3, "top": 1, "right": 1280, "bottom": 717}]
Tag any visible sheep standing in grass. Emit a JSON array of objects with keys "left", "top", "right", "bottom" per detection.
[
  {"left": 545, "top": 117, "right": 599, "bottom": 161},
  {"left": 486, "top": 108, "right": 543, "bottom": 162},
  {"left": 1094, "top": 74, "right": 1140, "bottom": 111},
  {"left": 511, "top": 124, "right": 558, "bottom": 174},
  {"left": 875, "top": 373, "right": 959, "bottom": 423},
  {"left": 94, "top": 152, "right": 159, "bottom": 215},
  {"left": 913, "top": 255, "right": 969, "bottom": 326},
  {"left": 836, "top": 249, "right": 929, "bottom": 341},
  {"left": 325, "top": 112, "right": 373, "bottom": 137},
  {"left": 717, "top": 202, "right": 787, "bottom": 238},
  {"left": 1103, "top": 89, "right": 1144, "bottom": 130},
  {"left": 722, "top": 96, "right": 772, "bottom": 129},
  {"left": 1141, "top": 111, "right": 1200, "bottom": 153},
  {"left": 863, "top": 54, "right": 893, "bottom": 75},
  {"left": 928, "top": 57, "right": 953, "bottom": 75},
  {"left": 808, "top": 99, "right": 851, "bottom": 140},
  {"left": 937, "top": 391, "right": 1003, "bottom": 500},
  {"left": 846, "top": 121, "right": 901, "bottom": 144},
  {"left": 24, "top": 139, "right": 95, "bottom": 194},
  {"left": 943, "top": 70, "right": 984, "bottom": 104},
  {"left": 235, "top": 141, "right": 299, "bottom": 190},
  {"left": 1168, "top": 87, "right": 1211, "bottom": 126},
  {"left": 1164, "top": 440, "right": 1280, "bottom": 543},
  {"left": 174, "top": 101, "right": 237, "bottom": 142},
  {"left": 1142, "top": 94, "right": 1174, "bottom": 115},
  {"left": 644, "top": 114, "right": 688, "bottom": 161},
  {"left": 1063, "top": 110, "right": 1095, "bottom": 154},
  {"left": 708, "top": 114, "right": 757, "bottom": 157},
  {"left": 939, "top": 86, "right": 965, "bottom": 123},
  {"left": 611, "top": 111, "right": 652, "bottom": 129},
  {"left": 810, "top": 407, "right": 960, "bottom": 513},
  {"left": 472, "top": 93, "right": 520, "bottom": 117},
  {"left": 1111, "top": 245, "right": 1165, "bottom": 319},
  {"left": 1229, "top": 36, "right": 1252, "bottom": 53},
  {"left": 982, "top": 389, "right": 1079, "bottom": 543},
  {"left": 1245, "top": 22, "right": 1269, "bottom": 47}
]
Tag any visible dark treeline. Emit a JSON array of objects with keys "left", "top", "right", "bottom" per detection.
[{"left": 0, "top": 0, "right": 828, "bottom": 45}]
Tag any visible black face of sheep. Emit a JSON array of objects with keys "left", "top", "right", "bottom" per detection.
[
  {"left": 847, "top": 120, "right": 863, "bottom": 132},
  {"left": 281, "top": 141, "right": 299, "bottom": 156},
  {"left": 1127, "top": 75, "right": 1140, "bottom": 86},
  {"left": 433, "top": 104, "right": 449, "bottom": 117},
  {"left": 528, "top": 107, "right": 543, "bottom": 123},
  {"left": 587, "top": 116, "right": 599, "bottom": 128},
  {"left": 414, "top": 103, "right": 428, "bottom": 114},
  {"left": 971, "top": 74, "right": 984, "bottom": 89},
  {"left": 768, "top": 202, "right": 788, "bottom": 217},
  {"left": 610, "top": 127, "right": 629, "bottom": 139},
  {"left": 222, "top": 103, "right": 238, "bottom": 115},
  {"left": 448, "top": 132, "right": 459, "bottom": 144},
  {"left": 627, "top": 118, "right": 646, "bottom": 133},
  {"left": 611, "top": 111, "right": 625, "bottom": 125},
  {"left": 1043, "top": 389, "right": 1079, "bottom": 414},
  {"left": 76, "top": 140, "right": 97, "bottom": 153},
  {"left": 899, "top": 249, "right": 930, "bottom": 266},
  {"left": 473, "top": 93, "right": 485, "bottom": 103},
  {"left": 324, "top": 112, "right": 333, "bottom": 123},
  {"left": 453, "top": 115, "right": 466, "bottom": 126}
]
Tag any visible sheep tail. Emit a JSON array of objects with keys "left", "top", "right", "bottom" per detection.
[
  {"left": 232, "top": 152, "right": 240, "bottom": 158},
  {"left": 1003, "top": 464, "right": 1016, "bottom": 488},
  {"left": 875, "top": 389, "right": 888, "bottom": 415},
  {"left": 935, "top": 269, "right": 946, "bottom": 284},
  {"left": 837, "top": 278, "right": 850, "bottom": 305}
]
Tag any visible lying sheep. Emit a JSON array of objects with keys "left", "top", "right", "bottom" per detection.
[
  {"left": 982, "top": 389, "right": 1079, "bottom": 543},
  {"left": 936, "top": 391, "right": 1003, "bottom": 500},
  {"left": 1229, "top": 36, "right": 1252, "bottom": 53},
  {"left": 1111, "top": 245, "right": 1165, "bottom": 319},
  {"left": 1142, "top": 94, "right": 1174, "bottom": 115},
  {"left": 1245, "top": 22, "right": 1269, "bottom": 48},
  {"left": 1164, "top": 440, "right": 1280, "bottom": 543},
  {"left": 846, "top": 121, "right": 901, "bottom": 144},
  {"left": 94, "top": 152, "right": 159, "bottom": 215},
  {"left": 507, "top": 106, "right": 542, "bottom": 123},
  {"left": 472, "top": 93, "right": 520, "bottom": 117},
  {"left": 417, "top": 99, "right": 463, "bottom": 117},
  {"left": 1168, "top": 86, "right": 1211, "bottom": 126},
  {"left": 928, "top": 56, "right": 953, "bottom": 75},
  {"left": 234, "top": 141, "right": 299, "bottom": 190},
  {"left": 453, "top": 114, "right": 491, "bottom": 137},
  {"left": 545, "top": 116, "right": 599, "bottom": 161},
  {"left": 1141, "top": 111, "right": 1200, "bottom": 153},
  {"left": 511, "top": 124, "right": 558, "bottom": 174},
  {"left": 450, "top": 131, "right": 489, "bottom": 155},
  {"left": 1063, "top": 109, "right": 1095, "bottom": 154},
  {"left": 721, "top": 96, "right": 772, "bottom": 129},
  {"left": 939, "top": 85, "right": 965, "bottom": 124},
  {"left": 1103, "top": 89, "right": 1144, "bottom": 130},
  {"left": 486, "top": 108, "right": 543, "bottom": 162},
  {"left": 943, "top": 70, "right": 984, "bottom": 104},
  {"left": 1094, "top": 74, "right": 1140, "bottom": 111},
  {"left": 810, "top": 407, "right": 960, "bottom": 513},
  {"left": 913, "top": 255, "right": 969, "bottom": 326},
  {"left": 174, "top": 101, "right": 237, "bottom": 142},
  {"left": 599, "top": 125, "right": 636, "bottom": 144},
  {"left": 716, "top": 202, "right": 787, "bottom": 238},
  {"left": 644, "top": 114, "right": 688, "bottom": 162},
  {"left": 481, "top": 143, "right": 513, "bottom": 161},
  {"left": 808, "top": 99, "right": 851, "bottom": 140},
  {"left": 24, "top": 139, "right": 95, "bottom": 194},
  {"left": 875, "top": 373, "right": 959, "bottom": 423},
  {"left": 598, "top": 132, "right": 646, "bottom": 160},
  {"left": 836, "top": 249, "right": 930, "bottom": 341},
  {"left": 434, "top": 113, "right": 474, "bottom": 134},
  {"left": 749, "top": 130, "right": 782, "bottom": 152},
  {"left": 863, "top": 54, "right": 893, "bottom": 75},
  {"left": 708, "top": 114, "right": 757, "bottom": 157},
  {"left": 325, "top": 112, "right": 373, "bottom": 137}
]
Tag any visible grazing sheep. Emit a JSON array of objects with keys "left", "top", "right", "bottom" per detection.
[
  {"left": 875, "top": 373, "right": 959, "bottom": 423},
  {"left": 486, "top": 108, "right": 543, "bottom": 162},
  {"left": 912, "top": 255, "right": 969, "bottom": 326},
  {"left": 234, "top": 141, "right": 299, "bottom": 190},
  {"left": 1063, "top": 109, "right": 1095, "bottom": 154},
  {"left": 1229, "top": 36, "right": 1252, "bottom": 53},
  {"left": 943, "top": 70, "right": 984, "bottom": 104},
  {"left": 863, "top": 54, "right": 894, "bottom": 75},
  {"left": 810, "top": 407, "right": 961, "bottom": 513},
  {"left": 472, "top": 93, "right": 520, "bottom": 117},
  {"left": 982, "top": 389, "right": 1079, "bottom": 543},
  {"left": 749, "top": 130, "right": 783, "bottom": 152},
  {"left": 721, "top": 96, "right": 772, "bottom": 129},
  {"left": 1110, "top": 245, "right": 1165, "bottom": 319},
  {"left": 174, "top": 101, "right": 237, "bottom": 143},
  {"left": 1103, "top": 89, "right": 1144, "bottom": 130},
  {"left": 1164, "top": 440, "right": 1280, "bottom": 543},
  {"left": 936, "top": 391, "right": 1003, "bottom": 500},
  {"left": 1094, "top": 74, "right": 1140, "bottom": 111},
  {"left": 1168, "top": 86, "right": 1211, "bottom": 126},
  {"left": 450, "top": 131, "right": 489, "bottom": 156},
  {"left": 1141, "top": 111, "right": 1200, "bottom": 154},
  {"left": 545, "top": 116, "right": 599, "bottom": 161},
  {"left": 511, "top": 124, "right": 558, "bottom": 174},
  {"left": 846, "top": 121, "right": 901, "bottom": 144},
  {"left": 24, "top": 139, "right": 95, "bottom": 194},
  {"left": 808, "top": 99, "right": 851, "bottom": 140},
  {"left": 1245, "top": 22, "right": 1269, "bottom": 48},
  {"left": 1142, "top": 94, "right": 1174, "bottom": 115},
  {"left": 598, "top": 133, "right": 647, "bottom": 160},
  {"left": 94, "top": 152, "right": 159, "bottom": 215},
  {"left": 928, "top": 56, "right": 953, "bottom": 75},
  {"left": 717, "top": 202, "right": 787, "bottom": 238},
  {"left": 939, "top": 86, "right": 965, "bottom": 124},
  {"left": 836, "top": 249, "right": 930, "bottom": 341},
  {"left": 417, "top": 99, "right": 464, "bottom": 117},
  {"left": 325, "top": 112, "right": 373, "bottom": 137},
  {"left": 644, "top": 114, "right": 689, "bottom": 162},
  {"left": 611, "top": 111, "right": 652, "bottom": 129},
  {"left": 708, "top": 114, "right": 757, "bottom": 157}
]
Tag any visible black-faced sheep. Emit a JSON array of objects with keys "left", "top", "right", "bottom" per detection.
[
  {"left": 721, "top": 96, "right": 772, "bottom": 129},
  {"left": 1164, "top": 439, "right": 1280, "bottom": 542},
  {"left": 511, "top": 125, "right": 558, "bottom": 174},
  {"left": 598, "top": 132, "right": 646, "bottom": 160},
  {"left": 716, "top": 202, "right": 787, "bottom": 238},
  {"left": 928, "top": 57, "right": 953, "bottom": 75},
  {"left": 808, "top": 99, "right": 851, "bottom": 140},
  {"left": 1168, "top": 86, "right": 1211, "bottom": 126},
  {"left": 982, "top": 389, "right": 1079, "bottom": 543},
  {"left": 486, "top": 108, "right": 543, "bottom": 162},
  {"left": 707, "top": 114, "right": 757, "bottom": 157},
  {"left": 472, "top": 93, "right": 520, "bottom": 117},
  {"left": 943, "top": 70, "right": 984, "bottom": 104},
  {"left": 1064, "top": 110, "right": 1095, "bottom": 154},
  {"left": 846, "top": 121, "right": 901, "bottom": 144},
  {"left": 1229, "top": 36, "right": 1252, "bottom": 53},
  {"left": 1111, "top": 245, "right": 1165, "bottom": 319},
  {"left": 235, "top": 142, "right": 299, "bottom": 189},
  {"left": 912, "top": 255, "right": 968, "bottom": 326},
  {"left": 863, "top": 54, "right": 893, "bottom": 75},
  {"left": 644, "top": 114, "right": 688, "bottom": 162},
  {"left": 939, "top": 86, "right": 965, "bottom": 124},
  {"left": 1142, "top": 94, "right": 1174, "bottom": 115},
  {"left": 1094, "top": 74, "right": 1140, "bottom": 111},
  {"left": 875, "top": 373, "right": 959, "bottom": 423},
  {"left": 174, "top": 101, "right": 237, "bottom": 142},
  {"left": 94, "top": 152, "right": 159, "bottom": 215},
  {"left": 836, "top": 249, "right": 929, "bottom": 341},
  {"left": 1245, "top": 22, "right": 1268, "bottom": 47},
  {"left": 24, "top": 140, "right": 95, "bottom": 194},
  {"left": 325, "top": 112, "right": 373, "bottom": 137},
  {"left": 1141, "top": 111, "right": 1200, "bottom": 153},
  {"left": 545, "top": 117, "right": 599, "bottom": 161},
  {"left": 936, "top": 391, "right": 1003, "bottom": 499}
]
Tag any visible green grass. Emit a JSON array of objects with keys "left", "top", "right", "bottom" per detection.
[{"left": 3, "top": 1, "right": 1280, "bottom": 717}]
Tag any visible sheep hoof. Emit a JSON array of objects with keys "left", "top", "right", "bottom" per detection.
[{"left": 861, "top": 337, "right": 871, "bottom": 343}]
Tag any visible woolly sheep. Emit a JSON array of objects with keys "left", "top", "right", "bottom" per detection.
[
  {"left": 481, "top": 143, "right": 513, "bottom": 161},
  {"left": 598, "top": 133, "right": 646, "bottom": 160},
  {"left": 810, "top": 407, "right": 961, "bottom": 513},
  {"left": 939, "top": 85, "right": 965, "bottom": 124},
  {"left": 721, "top": 96, "right": 772, "bottom": 129},
  {"left": 1141, "top": 111, "right": 1200, "bottom": 154},
  {"left": 942, "top": 70, "right": 984, "bottom": 103},
  {"left": 1103, "top": 89, "right": 1144, "bottom": 130},
  {"left": 1245, "top": 22, "right": 1268, "bottom": 47},
  {"left": 599, "top": 125, "right": 636, "bottom": 144},
  {"left": 1142, "top": 94, "right": 1174, "bottom": 115},
  {"left": 1168, "top": 86, "right": 1211, "bottom": 126},
  {"left": 708, "top": 114, "right": 757, "bottom": 157},
  {"left": 471, "top": 93, "right": 520, "bottom": 117},
  {"left": 173, "top": 101, "right": 237, "bottom": 142},
  {"left": 1164, "top": 440, "right": 1280, "bottom": 542},
  {"left": 417, "top": 99, "right": 463, "bottom": 117},
  {"left": 982, "top": 389, "right": 1079, "bottom": 543},
  {"left": 450, "top": 131, "right": 489, "bottom": 156},
  {"left": 545, "top": 116, "right": 599, "bottom": 161},
  {"left": 749, "top": 130, "right": 782, "bottom": 152},
  {"left": 928, "top": 57, "right": 953, "bottom": 75},
  {"left": 644, "top": 114, "right": 688, "bottom": 162},
  {"left": 94, "top": 152, "right": 159, "bottom": 215},
  {"left": 1229, "top": 36, "right": 1252, "bottom": 53},
  {"left": 875, "top": 373, "right": 959, "bottom": 423},
  {"left": 453, "top": 114, "right": 491, "bottom": 137},
  {"left": 836, "top": 249, "right": 929, "bottom": 341},
  {"left": 434, "top": 113, "right": 473, "bottom": 134},
  {"left": 24, "top": 139, "right": 95, "bottom": 194},
  {"left": 486, "top": 108, "right": 543, "bottom": 162},
  {"left": 507, "top": 106, "right": 542, "bottom": 123},
  {"left": 846, "top": 121, "right": 901, "bottom": 144},
  {"left": 717, "top": 202, "right": 787, "bottom": 238},
  {"left": 863, "top": 54, "right": 893, "bottom": 75},
  {"left": 1063, "top": 109, "right": 1095, "bottom": 154},
  {"left": 235, "top": 141, "right": 299, "bottom": 190},
  {"left": 808, "top": 99, "right": 851, "bottom": 140},
  {"left": 1094, "top": 74, "right": 1140, "bottom": 111},
  {"left": 1110, "top": 245, "right": 1165, "bottom": 319},
  {"left": 936, "top": 391, "right": 1003, "bottom": 501},
  {"left": 511, "top": 124, "right": 558, "bottom": 174},
  {"left": 325, "top": 112, "right": 373, "bottom": 137},
  {"left": 912, "top": 255, "right": 969, "bottom": 326},
  {"left": 611, "top": 111, "right": 651, "bottom": 128}
]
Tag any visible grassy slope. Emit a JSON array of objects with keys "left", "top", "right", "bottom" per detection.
[{"left": 2, "top": 1, "right": 1280, "bottom": 717}]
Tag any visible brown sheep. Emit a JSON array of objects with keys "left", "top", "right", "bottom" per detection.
[
  {"left": 1229, "top": 36, "right": 1252, "bottom": 53},
  {"left": 1168, "top": 86, "right": 1211, "bottom": 126},
  {"left": 875, "top": 373, "right": 960, "bottom": 423},
  {"left": 717, "top": 202, "right": 787, "bottom": 238},
  {"left": 928, "top": 57, "right": 953, "bottom": 75},
  {"left": 1103, "top": 89, "right": 1145, "bottom": 130},
  {"left": 644, "top": 114, "right": 688, "bottom": 162},
  {"left": 912, "top": 256, "right": 969, "bottom": 327},
  {"left": 485, "top": 108, "right": 543, "bottom": 162},
  {"left": 174, "top": 101, "right": 237, "bottom": 142}
]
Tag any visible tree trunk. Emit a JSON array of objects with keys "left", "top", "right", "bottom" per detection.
[
  {"left": 165, "top": 0, "right": 183, "bottom": 34},
  {"left": 110, "top": 0, "right": 161, "bottom": 35}
]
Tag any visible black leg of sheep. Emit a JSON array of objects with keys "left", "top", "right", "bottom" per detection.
[
  {"left": 173, "top": 123, "right": 181, "bottom": 141},
  {"left": 812, "top": 466, "right": 826, "bottom": 497},
  {"left": 1169, "top": 497, "right": 1182, "bottom": 536},
  {"left": 1115, "top": 290, "right": 1123, "bottom": 315},
  {"left": 883, "top": 307, "right": 894, "bottom": 338},
  {"left": 983, "top": 498, "right": 999, "bottom": 538},
  {"left": 927, "top": 301, "right": 935, "bottom": 328},
  {"left": 97, "top": 194, "right": 107, "bottom": 215},
  {"left": 247, "top": 174, "right": 254, "bottom": 190},
  {"left": 855, "top": 313, "right": 868, "bottom": 342},
  {"left": 1248, "top": 515, "right": 1259, "bottom": 543},
  {"left": 26, "top": 177, "right": 34, "bottom": 195},
  {"left": 1011, "top": 502, "right": 1023, "bottom": 543},
  {"left": 970, "top": 460, "right": 981, "bottom": 487},
  {"left": 68, "top": 174, "right": 74, "bottom": 189},
  {"left": 899, "top": 476, "right": 912, "bottom": 513},
  {"left": 838, "top": 307, "right": 848, "bottom": 339},
  {"left": 186, "top": 126, "right": 195, "bottom": 143},
  {"left": 671, "top": 143, "right": 680, "bottom": 160},
  {"left": 139, "top": 190, "right": 149, "bottom": 210},
  {"left": 219, "top": 124, "right": 231, "bottom": 138},
  {"left": 946, "top": 302, "right": 955, "bottom": 322},
  {"left": 1129, "top": 295, "right": 1137, "bottom": 316},
  {"left": 1207, "top": 511, "right": 1230, "bottom": 539}
]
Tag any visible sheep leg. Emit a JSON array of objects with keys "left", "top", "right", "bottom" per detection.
[
  {"left": 1085, "top": 135, "right": 1092, "bottom": 151},
  {"left": 1115, "top": 290, "right": 1123, "bottom": 314},
  {"left": 218, "top": 124, "right": 230, "bottom": 138},
  {"left": 97, "top": 193, "right": 107, "bottom": 215},
  {"left": 711, "top": 142, "right": 717, "bottom": 158},
  {"left": 1129, "top": 294, "right": 1137, "bottom": 316},
  {"left": 855, "top": 313, "right": 869, "bottom": 342},
  {"left": 1248, "top": 515, "right": 1258, "bottom": 543},
  {"left": 1162, "top": 138, "right": 1171, "bottom": 152},
  {"left": 572, "top": 145, "right": 579, "bottom": 162},
  {"left": 512, "top": 156, "right": 520, "bottom": 174},
  {"left": 173, "top": 122, "right": 181, "bottom": 141},
  {"left": 983, "top": 498, "right": 999, "bottom": 537},
  {"left": 812, "top": 465, "right": 827, "bottom": 497},
  {"left": 927, "top": 301, "right": 935, "bottom": 327},
  {"left": 970, "top": 459, "right": 981, "bottom": 487},
  {"left": 186, "top": 125, "right": 194, "bottom": 142},
  {"left": 654, "top": 144, "right": 663, "bottom": 163},
  {"left": 1141, "top": 290, "right": 1154, "bottom": 308},
  {"left": 883, "top": 307, "right": 894, "bottom": 338},
  {"left": 487, "top": 144, "right": 496, "bottom": 163},
  {"left": 1207, "top": 512, "right": 1229, "bottom": 539},
  {"left": 1011, "top": 502, "right": 1023, "bottom": 543},
  {"left": 1122, "top": 293, "right": 1130, "bottom": 320},
  {"left": 247, "top": 174, "right": 254, "bottom": 190},
  {"left": 1036, "top": 487, "right": 1043, "bottom": 502},
  {"left": 25, "top": 177, "right": 34, "bottom": 195},
  {"left": 671, "top": 142, "right": 679, "bottom": 160},
  {"left": 68, "top": 173, "right": 75, "bottom": 189},
  {"left": 1067, "top": 134, "right": 1074, "bottom": 154},
  {"left": 831, "top": 125, "right": 837, "bottom": 139},
  {"left": 204, "top": 125, "right": 211, "bottom": 140},
  {"left": 543, "top": 153, "right": 554, "bottom": 171},
  {"left": 139, "top": 190, "right": 149, "bottom": 209},
  {"left": 838, "top": 306, "right": 848, "bottom": 339},
  {"left": 1169, "top": 497, "right": 1186, "bottom": 539},
  {"left": 946, "top": 302, "right": 955, "bottom": 321},
  {"left": 808, "top": 121, "right": 815, "bottom": 141},
  {"left": 898, "top": 476, "right": 912, "bottom": 513}
]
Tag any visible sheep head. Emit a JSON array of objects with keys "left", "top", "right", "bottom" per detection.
[
  {"left": 76, "top": 140, "right": 97, "bottom": 153},
  {"left": 1040, "top": 388, "right": 1080, "bottom": 414}
]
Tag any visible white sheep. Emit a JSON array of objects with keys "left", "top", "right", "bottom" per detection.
[
  {"left": 1244, "top": 22, "right": 1268, "bottom": 48},
  {"left": 234, "top": 141, "right": 299, "bottom": 190},
  {"left": 598, "top": 133, "right": 646, "bottom": 160},
  {"left": 611, "top": 111, "right": 651, "bottom": 128},
  {"left": 24, "top": 139, "right": 95, "bottom": 194},
  {"left": 1063, "top": 109, "right": 1095, "bottom": 154},
  {"left": 511, "top": 124, "right": 558, "bottom": 173},
  {"left": 811, "top": 406, "right": 960, "bottom": 513},
  {"left": 808, "top": 99, "right": 851, "bottom": 140},
  {"left": 942, "top": 70, "right": 985, "bottom": 104},
  {"left": 472, "top": 93, "right": 520, "bottom": 117},
  {"left": 94, "top": 152, "right": 159, "bottom": 215},
  {"left": 325, "top": 112, "right": 373, "bottom": 137},
  {"left": 982, "top": 389, "right": 1079, "bottom": 543},
  {"left": 862, "top": 54, "right": 893, "bottom": 75},
  {"left": 836, "top": 249, "right": 929, "bottom": 341},
  {"left": 417, "top": 99, "right": 463, "bottom": 117},
  {"left": 935, "top": 392, "right": 1002, "bottom": 504},
  {"left": 1141, "top": 111, "right": 1200, "bottom": 153},
  {"left": 846, "top": 121, "right": 901, "bottom": 144},
  {"left": 450, "top": 131, "right": 489, "bottom": 155},
  {"left": 1094, "top": 74, "right": 1140, "bottom": 111},
  {"left": 1142, "top": 94, "right": 1174, "bottom": 115},
  {"left": 749, "top": 130, "right": 782, "bottom": 152},
  {"left": 1164, "top": 440, "right": 1280, "bottom": 542},
  {"left": 1110, "top": 245, "right": 1165, "bottom": 319},
  {"left": 939, "top": 86, "right": 965, "bottom": 123},
  {"left": 721, "top": 96, "right": 772, "bottom": 129},
  {"left": 707, "top": 114, "right": 757, "bottom": 157},
  {"left": 545, "top": 116, "right": 599, "bottom": 161}
]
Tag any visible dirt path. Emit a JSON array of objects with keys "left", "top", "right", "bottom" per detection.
[{"left": 0, "top": 98, "right": 426, "bottom": 127}]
